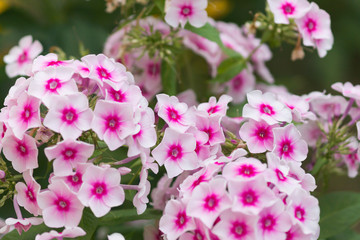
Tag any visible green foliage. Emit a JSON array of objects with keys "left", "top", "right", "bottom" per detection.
[
  {"left": 161, "top": 60, "right": 177, "bottom": 95},
  {"left": 211, "top": 56, "right": 245, "bottom": 83}
]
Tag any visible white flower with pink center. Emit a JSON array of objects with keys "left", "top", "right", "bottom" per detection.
[
  {"left": 295, "top": 3, "right": 333, "bottom": 57},
  {"left": 228, "top": 177, "right": 277, "bottom": 215},
  {"left": 332, "top": 82, "right": 360, "bottom": 101},
  {"left": 159, "top": 199, "right": 196, "bottom": 240},
  {"left": 104, "top": 82, "right": 142, "bottom": 107},
  {"left": 195, "top": 114, "right": 225, "bottom": 146},
  {"left": 258, "top": 201, "right": 292, "bottom": 240},
  {"left": 152, "top": 128, "right": 198, "bottom": 178},
  {"left": 8, "top": 92, "right": 41, "bottom": 139},
  {"left": 243, "top": 90, "right": 292, "bottom": 125},
  {"left": 156, "top": 94, "right": 194, "bottom": 133},
  {"left": 287, "top": 188, "right": 320, "bottom": 235},
  {"left": 35, "top": 227, "right": 86, "bottom": 240},
  {"left": 29, "top": 66, "right": 77, "bottom": 104},
  {"left": 310, "top": 94, "right": 347, "bottom": 120},
  {"left": 5, "top": 217, "right": 43, "bottom": 235},
  {"left": 4, "top": 77, "right": 30, "bottom": 107},
  {"left": 51, "top": 163, "right": 90, "bottom": 193},
  {"left": 45, "top": 139, "right": 94, "bottom": 176},
  {"left": 82, "top": 54, "right": 133, "bottom": 90},
  {"left": 222, "top": 157, "right": 267, "bottom": 181},
  {"left": 339, "top": 139, "right": 360, "bottom": 178},
  {"left": 37, "top": 180, "right": 84, "bottom": 228},
  {"left": 43, "top": 93, "right": 93, "bottom": 140},
  {"left": 185, "top": 127, "right": 211, "bottom": 162},
  {"left": 288, "top": 161, "right": 316, "bottom": 192},
  {"left": 267, "top": 0, "right": 311, "bottom": 24},
  {"left": 91, "top": 100, "right": 139, "bottom": 151},
  {"left": 15, "top": 170, "right": 41, "bottom": 216},
  {"left": 179, "top": 219, "right": 209, "bottom": 240},
  {"left": 265, "top": 153, "right": 301, "bottom": 195},
  {"left": 239, "top": 119, "right": 277, "bottom": 153},
  {"left": 278, "top": 94, "right": 316, "bottom": 122},
  {"left": 225, "top": 69, "right": 256, "bottom": 104},
  {"left": 286, "top": 224, "right": 318, "bottom": 240},
  {"left": 2, "top": 133, "right": 38, "bottom": 173},
  {"left": 78, "top": 165, "right": 125, "bottom": 217},
  {"left": 212, "top": 209, "right": 258, "bottom": 240},
  {"left": 197, "top": 95, "right": 232, "bottom": 117},
  {"left": 3, "top": 35, "right": 43, "bottom": 78},
  {"left": 273, "top": 124, "right": 308, "bottom": 162},
  {"left": 32, "top": 53, "right": 73, "bottom": 73},
  {"left": 165, "top": 0, "right": 208, "bottom": 28},
  {"left": 186, "top": 177, "right": 231, "bottom": 228}
]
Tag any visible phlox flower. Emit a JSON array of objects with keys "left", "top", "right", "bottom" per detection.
[
  {"left": 32, "top": 53, "right": 73, "bottom": 73},
  {"left": 91, "top": 100, "right": 139, "bottom": 151},
  {"left": 239, "top": 119, "right": 277, "bottom": 153},
  {"left": 178, "top": 219, "right": 210, "bottom": 240},
  {"left": 165, "top": 0, "right": 208, "bottom": 28},
  {"left": 195, "top": 114, "right": 225, "bottom": 146},
  {"left": 186, "top": 177, "right": 231, "bottom": 228},
  {"left": 286, "top": 188, "right": 320, "bottom": 235},
  {"left": 197, "top": 95, "right": 232, "bottom": 117},
  {"left": 4, "top": 77, "right": 30, "bottom": 107},
  {"left": 286, "top": 224, "right": 318, "bottom": 240},
  {"left": 43, "top": 93, "right": 93, "bottom": 140},
  {"left": 78, "top": 165, "right": 125, "bottom": 217},
  {"left": 257, "top": 201, "right": 292, "bottom": 240},
  {"left": 185, "top": 127, "right": 211, "bottom": 162},
  {"left": 310, "top": 94, "right": 347, "bottom": 120},
  {"left": 243, "top": 90, "right": 292, "bottom": 125},
  {"left": 51, "top": 163, "right": 90, "bottom": 193},
  {"left": 212, "top": 209, "right": 258, "bottom": 240},
  {"left": 278, "top": 94, "right": 316, "bottom": 122},
  {"left": 295, "top": 2, "right": 333, "bottom": 58},
  {"left": 339, "top": 138, "right": 360, "bottom": 178},
  {"left": 288, "top": 161, "right": 316, "bottom": 192},
  {"left": 159, "top": 199, "right": 196, "bottom": 240},
  {"left": 152, "top": 128, "right": 198, "bottom": 178},
  {"left": 44, "top": 139, "right": 94, "bottom": 176},
  {"left": 228, "top": 176, "right": 277, "bottom": 215},
  {"left": 15, "top": 170, "right": 41, "bottom": 216},
  {"left": 3, "top": 35, "right": 43, "bottom": 78},
  {"left": 297, "top": 121, "right": 325, "bottom": 148},
  {"left": 108, "top": 232, "right": 125, "bottom": 240},
  {"left": 104, "top": 82, "right": 143, "bottom": 107},
  {"left": 156, "top": 94, "right": 194, "bottom": 133},
  {"left": 225, "top": 69, "right": 256, "bottom": 104},
  {"left": 222, "top": 157, "right": 267, "bottom": 181},
  {"left": 332, "top": 82, "right": 360, "bottom": 101},
  {"left": 133, "top": 166, "right": 152, "bottom": 214},
  {"left": 267, "top": 0, "right": 311, "bottom": 24},
  {"left": 37, "top": 180, "right": 84, "bottom": 228},
  {"left": 5, "top": 217, "right": 43, "bottom": 235},
  {"left": 2, "top": 133, "right": 38, "bottom": 173},
  {"left": 35, "top": 227, "right": 86, "bottom": 240},
  {"left": 29, "top": 66, "right": 77, "bottom": 105},
  {"left": 8, "top": 91, "right": 41, "bottom": 139},
  {"left": 272, "top": 124, "right": 308, "bottom": 162}
]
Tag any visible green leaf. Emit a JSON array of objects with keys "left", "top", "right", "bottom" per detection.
[
  {"left": 311, "top": 157, "right": 327, "bottom": 175},
  {"left": 211, "top": 56, "right": 245, "bottom": 83},
  {"left": 2, "top": 223, "right": 51, "bottom": 240},
  {"left": 185, "top": 23, "right": 240, "bottom": 57},
  {"left": 319, "top": 192, "right": 360, "bottom": 239},
  {"left": 154, "top": 0, "right": 165, "bottom": 14},
  {"left": 100, "top": 208, "right": 162, "bottom": 225},
  {"left": 78, "top": 208, "right": 99, "bottom": 240},
  {"left": 327, "top": 229, "right": 360, "bottom": 240},
  {"left": 161, "top": 60, "right": 177, "bottom": 95}
]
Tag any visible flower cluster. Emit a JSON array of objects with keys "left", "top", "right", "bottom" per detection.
[{"left": 0, "top": 36, "right": 158, "bottom": 238}]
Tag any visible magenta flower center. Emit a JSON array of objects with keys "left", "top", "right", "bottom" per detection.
[
  {"left": 238, "top": 164, "right": 256, "bottom": 177},
  {"left": 147, "top": 63, "right": 160, "bottom": 77},
  {"left": 46, "top": 78, "right": 61, "bottom": 92},
  {"left": 231, "top": 221, "right": 247, "bottom": 238},
  {"left": 168, "top": 144, "right": 183, "bottom": 160},
  {"left": 207, "top": 105, "right": 220, "bottom": 114},
  {"left": 92, "top": 182, "right": 108, "bottom": 198},
  {"left": 17, "top": 51, "right": 28, "bottom": 64},
  {"left": 203, "top": 194, "right": 219, "bottom": 211},
  {"left": 110, "top": 89, "right": 126, "bottom": 102},
  {"left": 191, "top": 174, "right": 206, "bottom": 190},
  {"left": 193, "top": 230, "right": 204, "bottom": 240},
  {"left": 97, "top": 67, "right": 111, "bottom": 80},
  {"left": 280, "top": 139, "right": 293, "bottom": 157},
  {"left": 21, "top": 105, "right": 33, "bottom": 121},
  {"left": 203, "top": 127, "right": 214, "bottom": 141},
  {"left": 16, "top": 142, "right": 28, "bottom": 156},
  {"left": 61, "top": 148, "right": 77, "bottom": 160},
  {"left": 62, "top": 108, "right": 78, "bottom": 124},
  {"left": 26, "top": 187, "right": 36, "bottom": 202},
  {"left": 294, "top": 206, "right": 305, "bottom": 221},
  {"left": 180, "top": 5, "right": 193, "bottom": 17},
  {"left": 286, "top": 231, "right": 294, "bottom": 240},
  {"left": 105, "top": 115, "right": 120, "bottom": 131},
  {"left": 175, "top": 211, "right": 188, "bottom": 229},
  {"left": 47, "top": 60, "right": 64, "bottom": 67},
  {"left": 261, "top": 215, "right": 276, "bottom": 231},
  {"left": 232, "top": 75, "right": 244, "bottom": 90},
  {"left": 55, "top": 197, "right": 70, "bottom": 212},
  {"left": 275, "top": 169, "right": 287, "bottom": 181},
  {"left": 241, "top": 189, "right": 258, "bottom": 206},
  {"left": 255, "top": 126, "right": 270, "bottom": 140},
  {"left": 282, "top": 3, "right": 295, "bottom": 15},
  {"left": 67, "top": 172, "right": 83, "bottom": 187},
  {"left": 305, "top": 18, "right": 317, "bottom": 33},
  {"left": 260, "top": 104, "right": 275, "bottom": 115},
  {"left": 166, "top": 107, "right": 181, "bottom": 122}
]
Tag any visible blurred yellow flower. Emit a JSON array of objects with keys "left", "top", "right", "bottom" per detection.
[
  {"left": 207, "top": 0, "right": 231, "bottom": 19},
  {"left": 0, "top": 0, "right": 9, "bottom": 14}
]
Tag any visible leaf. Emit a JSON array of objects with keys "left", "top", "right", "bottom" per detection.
[
  {"left": 2, "top": 223, "right": 51, "bottom": 240},
  {"left": 319, "top": 192, "right": 360, "bottom": 239},
  {"left": 327, "top": 229, "right": 360, "bottom": 240},
  {"left": 78, "top": 208, "right": 99, "bottom": 240},
  {"left": 211, "top": 56, "right": 245, "bottom": 83},
  {"left": 161, "top": 60, "right": 177, "bottom": 95},
  {"left": 100, "top": 208, "right": 162, "bottom": 225},
  {"left": 185, "top": 23, "right": 240, "bottom": 57},
  {"left": 154, "top": 0, "right": 165, "bottom": 14}
]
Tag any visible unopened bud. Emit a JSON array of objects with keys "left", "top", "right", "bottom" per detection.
[
  {"left": 291, "top": 45, "right": 305, "bottom": 61},
  {"left": 0, "top": 170, "right": 5, "bottom": 181}
]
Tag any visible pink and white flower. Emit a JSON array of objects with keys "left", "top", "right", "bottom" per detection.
[
  {"left": 3, "top": 35, "right": 43, "bottom": 78},
  {"left": 243, "top": 90, "right": 292, "bottom": 125},
  {"left": 222, "top": 157, "right": 267, "bottom": 181},
  {"left": 2, "top": 133, "right": 38, "bottom": 173},
  {"left": 35, "top": 227, "right": 86, "bottom": 240},
  {"left": 267, "top": 0, "right": 311, "bottom": 24},
  {"left": 78, "top": 165, "right": 125, "bottom": 217},
  {"left": 165, "top": 0, "right": 208, "bottom": 28},
  {"left": 195, "top": 114, "right": 225, "bottom": 146},
  {"left": 91, "top": 100, "right": 139, "bottom": 151},
  {"left": 37, "top": 180, "right": 84, "bottom": 228},
  {"left": 197, "top": 95, "right": 232, "bottom": 117},
  {"left": 32, "top": 53, "right": 73, "bottom": 73},
  {"left": 272, "top": 124, "right": 308, "bottom": 162},
  {"left": 43, "top": 93, "right": 93, "bottom": 140},
  {"left": 44, "top": 139, "right": 94, "bottom": 176},
  {"left": 225, "top": 70, "right": 256, "bottom": 104},
  {"left": 5, "top": 217, "right": 43, "bottom": 235},
  {"left": 152, "top": 128, "right": 198, "bottom": 178}
]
